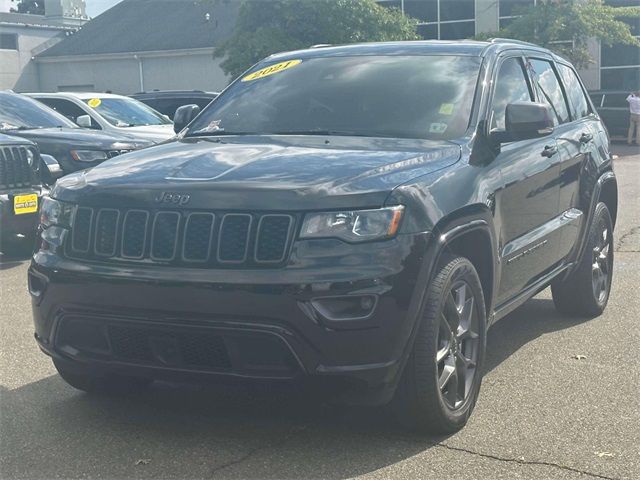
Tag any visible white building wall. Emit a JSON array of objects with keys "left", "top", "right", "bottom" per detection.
[{"left": 34, "top": 50, "right": 229, "bottom": 94}]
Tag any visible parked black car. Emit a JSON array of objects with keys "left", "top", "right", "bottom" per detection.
[
  {"left": 30, "top": 40, "right": 617, "bottom": 433},
  {"left": 0, "top": 92, "right": 152, "bottom": 176},
  {"left": 130, "top": 90, "right": 218, "bottom": 119},
  {"left": 0, "top": 133, "right": 46, "bottom": 245},
  {"left": 588, "top": 90, "right": 631, "bottom": 140}
]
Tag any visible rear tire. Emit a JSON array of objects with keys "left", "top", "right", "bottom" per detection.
[
  {"left": 53, "top": 358, "right": 152, "bottom": 394},
  {"left": 393, "top": 255, "right": 486, "bottom": 434},
  {"left": 552, "top": 202, "right": 613, "bottom": 317}
]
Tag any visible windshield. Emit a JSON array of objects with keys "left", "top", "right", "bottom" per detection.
[
  {"left": 0, "top": 93, "right": 77, "bottom": 131},
  {"left": 84, "top": 97, "right": 172, "bottom": 127},
  {"left": 187, "top": 55, "right": 481, "bottom": 140}
]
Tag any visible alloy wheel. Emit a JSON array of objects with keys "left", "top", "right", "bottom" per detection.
[
  {"left": 592, "top": 225, "right": 611, "bottom": 304},
  {"left": 436, "top": 281, "right": 480, "bottom": 410}
]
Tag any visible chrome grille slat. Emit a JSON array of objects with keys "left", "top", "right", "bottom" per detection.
[
  {"left": 66, "top": 208, "right": 294, "bottom": 268},
  {"left": 0, "top": 146, "right": 32, "bottom": 189}
]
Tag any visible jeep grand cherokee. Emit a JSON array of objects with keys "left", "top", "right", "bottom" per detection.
[{"left": 29, "top": 40, "right": 617, "bottom": 433}]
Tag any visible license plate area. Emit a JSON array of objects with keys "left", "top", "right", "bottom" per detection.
[{"left": 13, "top": 193, "right": 38, "bottom": 215}]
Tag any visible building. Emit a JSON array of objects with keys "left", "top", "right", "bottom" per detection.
[
  {"left": 0, "top": 0, "right": 87, "bottom": 90},
  {"left": 32, "top": 0, "right": 238, "bottom": 94},
  {"left": 4, "top": 0, "right": 637, "bottom": 93},
  {"left": 378, "top": 0, "right": 639, "bottom": 91}
]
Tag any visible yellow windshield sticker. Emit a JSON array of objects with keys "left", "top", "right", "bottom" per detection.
[
  {"left": 439, "top": 103, "right": 454, "bottom": 115},
  {"left": 241, "top": 59, "right": 302, "bottom": 82},
  {"left": 87, "top": 98, "right": 102, "bottom": 108}
]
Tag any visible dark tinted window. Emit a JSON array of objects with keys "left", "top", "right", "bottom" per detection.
[
  {"left": 187, "top": 55, "right": 482, "bottom": 141},
  {"left": 557, "top": 64, "right": 590, "bottom": 119},
  {"left": 527, "top": 59, "right": 570, "bottom": 125},
  {"left": 499, "top": 0, "right": 534, "bottom": 17},
  {"left": 37, "top": 98, "right": 100, "bottom": 128},
  {"left": 0, "top": 33, "right": 18, "bottom": 50},
  {"left": 490, "top": 57, "right": 533, "bottom": 130},
  {"left": 440, "top": 0, "right": 474, "bottom": 21},
  {"left": 439, "top": 21, "right": 475, "bottom": 40},
  {"left": 417, "top": 24, "right": 438, "bottom": 40},
  {"left": 404, "top": 0, "right": 437, "bottom": 22},
  {"left": 0, "top": 93, "right": 77, "bottom": 131},
  {"left": 601, "top": 67, "right": 640, "bottom": 90},
  {"left": 602, "top": 94, "right": 629, "bottom": 108}
]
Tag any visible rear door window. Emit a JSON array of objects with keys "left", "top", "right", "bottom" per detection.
[
  {"left": 602, "top": 94, "right": 628, "bottom": 108},
  {"left": 557, "top": 64, "right": 591, "bottom": 120},
  {"left": 526, "top": 59, "right": 571, "bottom": 125}
]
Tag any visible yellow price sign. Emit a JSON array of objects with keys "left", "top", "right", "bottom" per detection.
[
  {"left": 14, "top": 193, "right": 38, "bottom": 215},
  {"left": 87, "top": 98, "right": 102, "bottom": 108},
  {"left": 241, "top": 59, "right": 302, "bottom": 82}
]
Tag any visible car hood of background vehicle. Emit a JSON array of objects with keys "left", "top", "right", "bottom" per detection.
[
  {"left": 53, "top": 135, "right": 461, "bottom": 210},
  {"left": 115, "top": 124, "right": 176, "bottom": 143},
  {"left": 11, "top": 128, "right": 139, "bottom": 148}
]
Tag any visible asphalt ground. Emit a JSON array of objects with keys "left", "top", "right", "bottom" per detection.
[{"left": 1, "top": 144, "right": 638, "bottom": 480}]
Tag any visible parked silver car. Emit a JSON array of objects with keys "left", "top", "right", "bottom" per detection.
[{"left": 27, "top": 92, "right": 176, "bottom": 144}]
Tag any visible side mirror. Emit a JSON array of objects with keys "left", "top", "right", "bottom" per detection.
[
  {"left": 498, "top": 102, "right": 554, "bottom": 142},
  {"left": 76, "top": 114, "right": 93, "bottom": 128},
  {"left": 173, "top": 104, "right": 200, "bottom": 134}
]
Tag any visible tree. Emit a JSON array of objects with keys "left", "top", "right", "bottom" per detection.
[
  {"left": 214, "top": 0, "right": 420, "bottom": 78},
  {"left": 475, "top": 0, "right": 640, "bottom": 69},
  {"left": 10, "top": 0, "right": 45, "bottom": 15}
]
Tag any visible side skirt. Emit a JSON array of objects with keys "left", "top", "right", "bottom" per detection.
[{"left": 490, "top": 262, "right": 573, "bottom": 325}]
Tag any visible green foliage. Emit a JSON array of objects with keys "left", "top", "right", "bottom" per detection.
[
  {"left": 475, "top": 0, "right": 640, "bottom": 69},
  {"left": 10, "top": 0, "right": 45, "bottom": 15},
  {"left": 214, "top": 0, "right": 420, "bottom": 78}
]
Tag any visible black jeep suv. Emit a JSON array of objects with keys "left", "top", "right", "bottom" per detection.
[
  {"left": 0, "top": 133, "right": 46, "bottom": 246},
  {"left": 30, "top": 40, "right": 617, "bottom": 433}
]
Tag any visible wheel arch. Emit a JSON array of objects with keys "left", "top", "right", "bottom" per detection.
[{"left": 431, "top": 204, "right": 498, "bottom": 318}]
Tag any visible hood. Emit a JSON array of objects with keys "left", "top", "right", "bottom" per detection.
[
  {"left": 53, "top": 135, "right": 460, "bottom": 210},
  {"left": 114, "top": 124, "right": 176, "bottom": 144},
  {"left": 8, "top": 128, "right": 141, "bottom": 149}
]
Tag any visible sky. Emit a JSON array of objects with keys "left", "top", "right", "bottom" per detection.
[{"left": 86, "top": 0, "right": 123, "bottom": 18}]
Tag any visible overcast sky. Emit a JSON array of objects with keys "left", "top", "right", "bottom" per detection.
[{"left": 86, "top": 0, "right": 123, "bottom": 18}]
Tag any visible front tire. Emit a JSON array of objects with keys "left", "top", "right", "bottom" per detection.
[
  {"left": 552, "top": 202, "right": 614, "bottom": 317},
  {"left": 393, "top": 255, "right": 486, "bottom": 434},
  {"left": 53, "top": 358, "right": 152, "bottom": 394}
]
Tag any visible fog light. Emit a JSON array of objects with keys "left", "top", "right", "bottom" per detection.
[{"left": 310, "top": 295, "right": 378, "bottom": 322}]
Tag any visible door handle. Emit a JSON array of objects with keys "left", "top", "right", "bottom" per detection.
[
  {"left": 579, "top": 132, "right": 593, "bottom": 143},
  {"left": 541, "top": 145, "right": 558, "bottom": 157}
]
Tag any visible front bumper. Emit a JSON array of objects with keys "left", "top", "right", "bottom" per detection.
[
  {"left": 30, "top": 232, "right": 433, "bottom": 403},
  {"left": 0, "top": 188, "right": 46, "bottom": 239}
]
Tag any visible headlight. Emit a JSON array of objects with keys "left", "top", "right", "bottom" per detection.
[
  {"left": 300, "top": 206, "right": 404, "bottom": 242},
  {"left": 70, "top": 150, "right": 108, "bottom": 162},
  {"left": 40, "top": 197, "right": 75, "bottom": 228},
  {"left": 26, "top": 148, "right": 35, "bottom": 167}
]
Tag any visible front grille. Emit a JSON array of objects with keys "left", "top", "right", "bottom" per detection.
[
  {"left": 0, "top": 146, "right": 33, "bottom": 189},
  {"left": 66, "top": 207, "right": 295, "bottom": 268}
]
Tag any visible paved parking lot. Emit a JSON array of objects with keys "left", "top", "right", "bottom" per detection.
[{"left": 1, "top": 145, "right": 638, "bottom": 480}]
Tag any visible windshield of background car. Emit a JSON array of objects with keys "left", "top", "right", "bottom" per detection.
[
  {"left": 187, "top": 55, "right": 482, "bottom": 140},
  {"left": 0, "top": 93, "right": 78, "bottom": 130},
  {"left": 84, "top": 97, "right": 172, "bottom": 127}
]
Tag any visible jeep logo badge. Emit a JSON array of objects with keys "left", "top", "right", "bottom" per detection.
[{"left": 155, "top": 192, "right": 191, "bottom": 206}]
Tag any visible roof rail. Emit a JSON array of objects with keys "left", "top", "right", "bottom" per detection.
[
  {"left": 310, "top": 44, "right": 332, "bottom": 49},
  {"left": 489, "top": 38, "right": 540, "bottom": 48}
]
